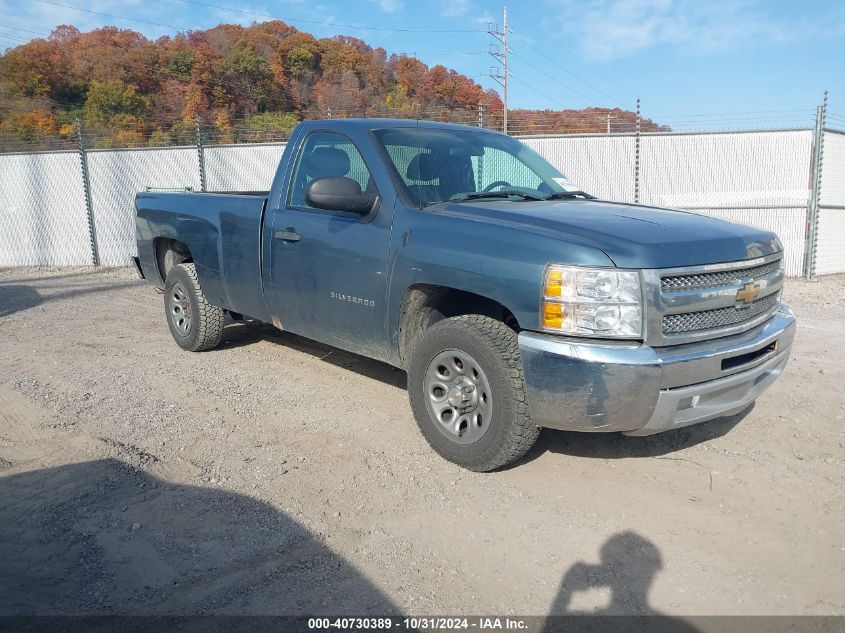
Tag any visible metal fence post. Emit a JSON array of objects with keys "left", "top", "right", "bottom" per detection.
[
  {"left": 634, "top": 97, "right": 641, "bottom": 204},
  {"left": 76, "top": 117, "right": 100, "bottom": 266},
  {"left": 195, "top": 115, "right": 207, "bottom": 192},
  {"left": 804, "top": 91, "right": 827, "bottom": 279}
]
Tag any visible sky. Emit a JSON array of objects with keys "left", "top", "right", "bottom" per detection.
[{"left": 0, "top": 0, "right": 843, "bottom": 128}]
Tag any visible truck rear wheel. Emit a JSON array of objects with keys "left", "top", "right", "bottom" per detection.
[
  {"left": 407, "top": 315, "right": 540, "bottom": 471},
  {"left": 163, "top": 263, "right": 225, "bottom": 352}
]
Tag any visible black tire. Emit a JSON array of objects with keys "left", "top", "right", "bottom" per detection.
[
  {"left": 407, "top": 315, "right": 540, "bottom": 471},
  {"left": 162, "top": 247, "right": 187, "bottom": 278},
  {"left": 163, "top": 263, "right": 225, "bottom": 352}
]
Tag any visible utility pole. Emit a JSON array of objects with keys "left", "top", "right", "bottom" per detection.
[
  {"left": 605, "top": 111, "right": 618, "bottom": 133},
  {"left": 488, "top": 6, "right": 511, "bottom": 134}
]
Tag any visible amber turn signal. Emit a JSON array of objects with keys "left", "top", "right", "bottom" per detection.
[
  {"left": 544, "top": 269, "right": 563, "bottom": 297},
  {"left": 543, "top": 302, "right": 563, "bottom": 328}
]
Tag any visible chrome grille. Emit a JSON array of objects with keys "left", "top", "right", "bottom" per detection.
[
  {"left": 662, "top": 293, "right": 779, "bottom": 334},
  {"left": 661, "top": 258, "right": 781, "bottom": 292}
]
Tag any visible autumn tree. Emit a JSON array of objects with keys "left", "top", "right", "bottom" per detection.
[{"left": 0, "top": 18, "right": 660, "bottom": 150}]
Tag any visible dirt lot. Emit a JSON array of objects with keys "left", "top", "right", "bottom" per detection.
[{"left": 0, "top": 267, "right": 842, "bottom": 616}]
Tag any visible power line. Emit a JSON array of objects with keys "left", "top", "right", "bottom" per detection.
[
  {"left": 508, "top": 75, "right": 572, "bottom": 111},
  {"left": 0, "top": 32, "right": 32, "bottom": 43},
  {"left": 508, "top": 49, "right": 601, "bottom": 107},
  {"left": 0, "top": 25, "right": 50, "bottom": 37},
  {"left": 401, "top": 52, "right": 487, "bottom": 57},
  {"left": 509, "top": 31, "right": 627, "bottom": 108},
  {"left": 31, "top": 0, "right": 197, "bottom": 32}
]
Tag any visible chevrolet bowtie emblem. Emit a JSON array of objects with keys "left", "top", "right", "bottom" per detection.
[{"left": 736, "top": 281, "right": 761, "bottom": 305}]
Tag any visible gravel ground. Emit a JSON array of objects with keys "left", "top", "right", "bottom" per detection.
[{"left": 0, "top": 267, "right": 842, "bottom": 616}]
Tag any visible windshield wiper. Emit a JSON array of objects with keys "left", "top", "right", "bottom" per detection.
[
  {"left": 543, "top": 190, "right": 596, "bottom": 200},
  {"left": 453, "top": 190, "right": 545, "bottom": 202}
]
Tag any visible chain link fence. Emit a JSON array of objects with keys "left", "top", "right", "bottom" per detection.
[
  {"left": 815, "top": 130, "right": 845, "bottom": 275},
  {"left": 0, "top": 150, "right": 92, "bottom": 265},
  {"left": 521, "top": 128, "right": 825, "bottom": 276},
  {"left": 204, "top": 143, "right": 287, "bottom": 192},
  {"left": 1, "top": 122, "right": 844, "bottom": 276}
]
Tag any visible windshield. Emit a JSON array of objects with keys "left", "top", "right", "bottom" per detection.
[{"left": 373, "top": 127, "right": 583, "bottom": 208}]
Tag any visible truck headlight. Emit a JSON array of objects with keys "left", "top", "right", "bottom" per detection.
[{"left": 541, "top": 265, "right": 643, "bottom": 338}]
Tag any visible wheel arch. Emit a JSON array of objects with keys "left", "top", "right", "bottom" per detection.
[
  {"left": 397, "top": 283, "right": 520, "bottom": 367},
  {"left": 154, "top": 237, "right": 193, "bottom": 285}
]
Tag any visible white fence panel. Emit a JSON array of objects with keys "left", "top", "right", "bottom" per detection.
[
  {"left": 0, "top": 151, "right": 92, "bottom": 266},
  {"left": 1, "top": 129, "right": 837, "bottom": 276},
  {"left": 204, "top": 143, "right": 286, "bottom": 191},
  {"left": 815, "top": 130, "right": 845, "bottom": 275},
  {"left": 86, "top": 147, "right": 202, "bottom": 267},
  {"left": 521, "top": 134, "right": 635, "bottom": 202},
  {"left": 689, "top": 207, "right": 806, "bottom": 277},
  {"left": 639, "top": 131, "right": 812, "bottom": 208},
  {"left": 636, "top": 131, "right": 812, "bottom": 277}
]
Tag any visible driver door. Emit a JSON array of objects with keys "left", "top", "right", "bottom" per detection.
[{"left": 268, "top": 131, "right": 391, "bottom": 357}]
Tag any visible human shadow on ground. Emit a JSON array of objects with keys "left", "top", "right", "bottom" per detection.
[
  {"left": 0, "top": 458, "right": 396, "bottom": 616},
  {"left": 542, "top": 532, "right": 699, "bottom": 632}
]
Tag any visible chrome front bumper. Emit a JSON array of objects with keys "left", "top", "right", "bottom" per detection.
[{"left": 519, "top": 305, "right": 796, "bottom": 435}]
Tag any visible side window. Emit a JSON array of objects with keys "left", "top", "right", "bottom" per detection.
[{"left": 288, "top": 132, "right": 374, "bottom": 209}]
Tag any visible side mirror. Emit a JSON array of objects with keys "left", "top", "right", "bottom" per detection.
[{"left": 305, "top": 177, "right": 375, "bottom": 215}]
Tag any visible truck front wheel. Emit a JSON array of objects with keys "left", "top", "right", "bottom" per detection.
[
  {"left": 163, "top": 263, "right": 225, "bottom": 352},
  {"left": 407, "top": 315, "right": 540, "bottom": 471}
]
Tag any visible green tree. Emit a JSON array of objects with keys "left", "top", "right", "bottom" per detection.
[
  {"left": 220, "top": 41, "right": 277, "bottom": 113},
  {"left": 84, "top": 79, "right": 147, "bottom": 124},
  {"left": 167, "top": 49, "right": 197, "bottom": 80},
  {"left": 236, "top": 112, "right": 299, "bottom": 140}
]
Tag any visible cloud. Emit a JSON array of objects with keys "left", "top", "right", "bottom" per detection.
[
  {"left": 475, "top": 9, "right": 494, "bottom": 27},
  {"left": 0, "top": 0, "right": 343, "bottom": 43},
  {"left": 547, "top": 0, "right": 842, "bottom": 61},
  {"left": 374, "top": 0, "right": 403, "bottom": 13},
  {"left": 0, "top": 0, "right": 179, "bottom": 40},
  {"left": 440, "top": 0, "right": 471, "bottom": 18},
  {"left": 210, "top": 5, "right": 274, "bottom": 28}
]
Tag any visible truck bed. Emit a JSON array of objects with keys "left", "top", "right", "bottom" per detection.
[{"left": 135, "top": 191, "right": 272, "bottom": 322}]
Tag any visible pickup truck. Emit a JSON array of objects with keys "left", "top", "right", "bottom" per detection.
[{"left": 134, "top": 118, "right": 796, "bottom": 471}]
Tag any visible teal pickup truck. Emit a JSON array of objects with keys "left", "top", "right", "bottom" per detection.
[{"left": 134, "top": 119, "right": 796, "bottom": 471}]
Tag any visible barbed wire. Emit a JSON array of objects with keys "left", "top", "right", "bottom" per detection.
[
  {"left": 1, "top": 99, "right": 834, "bottom": 154},
  {"left": 507, "top": 50, "right": 604, "bottom": 108},
  {"left": 508, "top": 32, "right": 628, "bottom": 109}
]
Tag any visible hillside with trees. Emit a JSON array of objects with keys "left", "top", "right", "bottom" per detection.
[{"left": 0, "top": 22, "right": 662, "bottom": 150}]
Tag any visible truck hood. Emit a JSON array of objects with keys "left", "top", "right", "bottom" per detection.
[{"left": 439, "top": 199, "right": 782, "bottom": 269}]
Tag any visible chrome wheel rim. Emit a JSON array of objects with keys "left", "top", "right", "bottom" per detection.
[
  {"left": 169, "top": 282, "right": 192, "bottom": 335},
  {"left": 424, "top": 349, "right": 492, "bottom": 445}
]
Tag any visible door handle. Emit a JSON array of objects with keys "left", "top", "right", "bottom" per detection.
[{"left": 274, "top": 228, "right": 301, "bottom": 242}]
